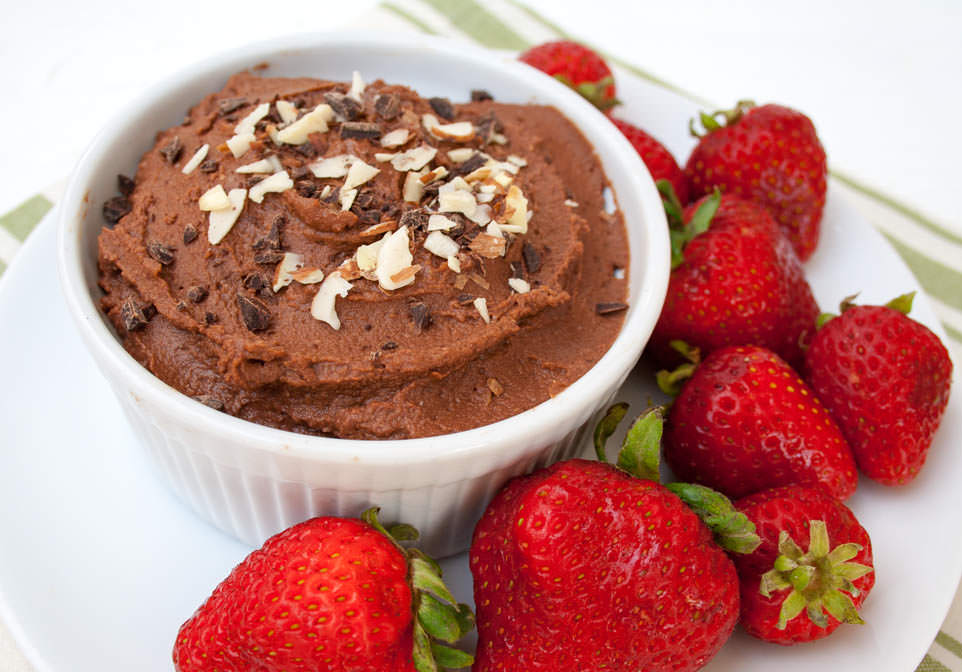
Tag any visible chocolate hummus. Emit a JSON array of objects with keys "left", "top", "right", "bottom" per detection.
[{"left": 97, "top": 71, "right": 629, "bottom": 439}]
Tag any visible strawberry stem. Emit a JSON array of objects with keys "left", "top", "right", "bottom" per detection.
[
  {"left": 666, "top": 483, "right": 761, "bottom": 554},
  {"left": 688, "top": 100, "right": 756, "bottom": 138}
]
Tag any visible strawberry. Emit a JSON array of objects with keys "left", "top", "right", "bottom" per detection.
[
  {"left": 470, "top": 406, "right": 759, "bottom": 671},
  {"left": 733, "top": 485, "right": 875, "bottom": 644},
  {"left": 804, "top": 293, "right": 953, "bottom": 485},
  {"left": 611, "top": 117, "right": 689, "bottom": 203},
  {"left": 685, "top": 102, "right": 827, "bottom": 260},
  {"left": 661, "top": 345, "right": 859, "bottom": 501},
  {"left": 518, "top": 40, "right": 618, "bottom": 111},
  {"left": 173, "top": 509, "right": 474, "bottom": 672},
  {"left": 647, "top": 192, "right": 819, "bottom": 369}
]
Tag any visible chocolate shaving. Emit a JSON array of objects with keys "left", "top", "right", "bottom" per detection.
[
  {"left": 253, "top": 217, "right": 283, "bottom": 250},
  {"left": 183, "top": 224, "right": 199, "bottom": 245},
  {"left": 198, "top": 160, "right": 219, "bottom": 174},
  {"left": 399, "top": 208, "right": 429, "bottom": 232},
  {"left": 217, "top": 97, "right": 247, "bottom": 115},
  {"left": 117, "top": 174, "right": 135, "bottom": 196},
  {"left": 295, "top": 180, "right": 317, "bottom": 198},
  {"left": 193, "top": 395, "right": 225, "bottom": 411},
  {"left": 324, "top": 92, "right": 363, "bottom": 121},
  {"left": 353, "top": 191, "right": 378, "bottom": 211},
  {"left": 146, "top": 241, "right": 174, "bottom": 265},
  {"left": 409, "top": 302, "right": 432, "bottom": 332},
  {"left": 294, "top": 142, "right": 317, "bottom": 158},
  {"left": 522, "top": 242, "right": 542, "bottom": 274},
  {"left": 356, "top": 209, "right": 381, "bottom": 226},
  {"left": 596, "top": 302, "right": 629, "bottom": 315},
  {"left": 471, "top": 89, "right": 494, "bottom": 102},
  {"left": 381, "top": 341, "right": 399, "bottom": 351},
  {"left": 254, "top": 250, "right": 285, "bottom": 265},
  {"left": 266, "top": 105, "right": 282, "bottom": 124},
  {"left": 374, "top": 93, "right": 401, "bottom": 120},
  {"left": 475, "top": 112, "right": 503, "bottom": 145},
  {"left": 510, "top": 261, "right": 524, "bottom": 279},
  {"left": 120, "top": 298, "right": 150, "bottom": 332},
  {"left": 160, "top": 136, "right": 183, "bottom": 164},
  {"left": 204, "top": 312, "right": 218, "bottom": 325},
  {"left": 456, "top": 293, "right": 475, "bottom": 306},
  {"left": 243, "top": 274, "right": 268, "bottom": 292},
  {"left": 291, "top": 165, "right": 311, "bottom": 180},
  {"left": 454, "top": 152, "right": 487, "bottom": 176},
  {"left": 186, "top": 286, "right": 208, "bottom": 303},
  {"left": 341, "top": 122, "right": 382, "bottom": 140},
  {"left": 102, "top": 196, "right": 131, "bottom": 224},
  {"left": 237, "top": 295, "right": 271, "bottom": 332},
  {"left": 428, "top": 97, "right": 455, "bottom": 121}
]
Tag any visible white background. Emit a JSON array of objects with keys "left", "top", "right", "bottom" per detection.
[{"left": 1, "top": 0, "right": 961, "bottom": 237}]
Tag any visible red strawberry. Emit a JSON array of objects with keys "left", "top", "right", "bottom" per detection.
[
  {"left": 518, "top": 40, "right": 618, "bottom": 111},
  {"left": 804, "top": 293, "right": 953, "bottom": 485},
  {"left": 647, "top": 193, "right": 819, "bottom": 369},
  {"left": 470, "top": 406, "right": 756, "bottom": 671},
  {"left": 685, "top": 102, "right": 827, "bottom": 260},
  {"left": 662, "top": 345, "right": 859, "bottom": 501},
  {"left": 733, "top": 485, "right": 875, "bottom": 644},
  {"left": 610, "top": 117, "right": 689, "bottom": 203},
  {"left": 173, "top": 510, "right": 473, "bottom": 672}
]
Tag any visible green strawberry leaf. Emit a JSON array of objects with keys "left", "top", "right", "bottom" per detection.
[
  {"left": 388, "top": 523, "right": 420, "bottom": 542},
  {"left": 689, "top": 100, "right": 755, "bottom": 137},
  {"left": 838, "top": 293, "right": 861, "bottom": 313},
  {"left": 431, "top": 643, "right": 474, "bottom": 669},
  {"left": 657, "top": 179, "right": 685, "bottom": 228},
  {"left": 594, "top": 402, "right": 629, "bottom": 463},
  {"left": 412, "top": 621, "right": 438, "bottom": 672},
  {"left": 616, "top": 406, "right": 664, "bottom": 482},
  {"left": 761, "top": 519, "right": 873, "bottom": 630},
  {"left": 885, "top": 291, "right": 915, "bottom": 315},
  {"left": 666, "top": 189, "right": 721, "bottom": 267},
  {"left": 687, "top": 190, "right": 721, "bottom": 238},
  {"left": 418, "top": 592, "right": 462, "bottom": 643},
  {"left": 411, "top": 557, "right": 457, "bottom": 606},
  {"left": 816, "top": 312, "right": 837, "bottom": 329},
  {"left": 666, "top": 482, "right": 761, "bottom": 554},
  {"left": 453, "top": 603, "right": 475, "bottom": 638}
]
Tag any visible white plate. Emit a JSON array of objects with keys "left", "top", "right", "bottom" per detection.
[{"left": 2, "top": 78, "right": 961, "bottom": 671}]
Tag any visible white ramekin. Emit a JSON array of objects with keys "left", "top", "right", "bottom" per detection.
[{"left": 57, "top": 32, "right": 669, "bottom": 557}]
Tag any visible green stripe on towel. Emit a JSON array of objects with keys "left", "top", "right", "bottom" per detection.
[
  {"left": 936, "top": 630, "right": 962, "bottom": 660},
  {"left": 881, "top": 233, "right": 962, "bottom": 312},
  {"left": 419, "top": 0, "right": 530, "bottom": 50},
  {"left": 0, "top": 194, "right": 52, "bottom": 242},
  {"left": 382, "top": 2, "right": 441, "bottom": 34},
  {"left": 917, "top": 654, "right": 952, "bottom": 672}
]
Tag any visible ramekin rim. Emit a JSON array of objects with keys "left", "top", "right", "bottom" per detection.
[{"left": 57, "top": 31, "right": 670, "bottom": 466}]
